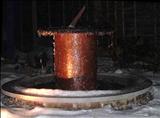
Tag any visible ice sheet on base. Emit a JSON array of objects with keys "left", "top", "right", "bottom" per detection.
[{"left": 1, "top": 70, "right": 160, "bottom": 118}]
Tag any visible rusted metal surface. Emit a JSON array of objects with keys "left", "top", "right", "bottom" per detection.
[{"left": 55, "top": 32, "right": 96, "bottom": 90}]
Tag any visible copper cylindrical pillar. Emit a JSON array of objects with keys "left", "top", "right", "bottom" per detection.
[{"left": 54, "top": 30, "right": 97, "bottom": 90}]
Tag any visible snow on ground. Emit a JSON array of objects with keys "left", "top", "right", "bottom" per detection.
[{"left": 1, "top": 57, "right": 160, "bottom": 118}]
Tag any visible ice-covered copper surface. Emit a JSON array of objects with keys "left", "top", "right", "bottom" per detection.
[
  {"left": 55, "top": 33, "right": 96, "bottom": 90},
  {"left": 37, "top": 27, "right": 113, "bottom": 37}
]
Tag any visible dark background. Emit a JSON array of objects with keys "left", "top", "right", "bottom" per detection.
[{"left": 2, "top": 0, "right": 160, "bottom": 70}]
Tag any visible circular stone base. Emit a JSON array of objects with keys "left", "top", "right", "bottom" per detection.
[{"left": 1, "top": 74, "right": 153, "bottom": 110}]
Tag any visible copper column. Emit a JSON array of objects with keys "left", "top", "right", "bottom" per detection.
[{"left": 55, "top": 31, "right": 97, "bottom": 90}]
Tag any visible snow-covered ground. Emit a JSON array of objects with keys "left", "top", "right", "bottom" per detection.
[{"left": 1, "top": 57, "right": 160, "bottom": 118}]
